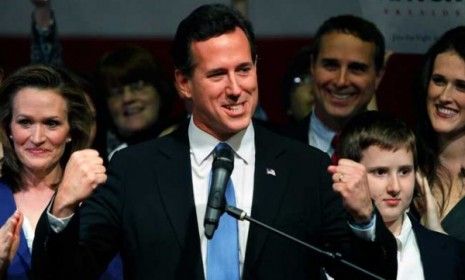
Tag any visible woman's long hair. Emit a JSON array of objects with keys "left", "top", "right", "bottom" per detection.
[{"left": 415, "top": 26, "right": 465, "bottom": 215}]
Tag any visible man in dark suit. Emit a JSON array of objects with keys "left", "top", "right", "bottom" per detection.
[
  {"left": 32, "top": 4, "right": 396, "bottom": 279},
  {"left": 285, "top": 15, "right": 384, "bottom": 159}
]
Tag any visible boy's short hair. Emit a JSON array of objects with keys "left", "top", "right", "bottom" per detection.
[{"left": 338, "top": 111, "right": 416, "bottom": 165}]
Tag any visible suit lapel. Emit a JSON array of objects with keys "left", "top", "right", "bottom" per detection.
[
  {"left": 410, "top": 214, "right": 440, "bottom": 280},
  {"left": 244, "top": 125, "right": 290, "bottom": 269},
  {"left": 155, "top": 126, "right": 204, "bottom": 279},
  {"left": 16, "top": 232, "right": 32, "bottom": 273},
  {"left": 156, "top": 132, "right": 193, "bottom": 245}
]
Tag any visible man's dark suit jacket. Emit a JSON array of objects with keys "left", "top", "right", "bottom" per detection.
[
  {"left": 409, "top": 214, "right": 465, "bottom": 280},
  {"left": 32, "top": 122, "right": 396, "bottom": 279},
  {"left": 283, "top": 113, "right": 311, "bottom": 145}
]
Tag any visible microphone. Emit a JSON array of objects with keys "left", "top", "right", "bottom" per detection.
[
  {"left": 204, "top": 144, "right": 234, "bottom": 239},
  {"left": 226, "top": 205, "right": 385, "bottom": 280}
]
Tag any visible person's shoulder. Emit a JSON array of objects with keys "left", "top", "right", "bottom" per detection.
[
  {"left": 0, "top": 179, "right": 12, "bottom": 193},
  {"left": 414, "top": 224, "right": 465, "bottom": 271},
  {"left": 0, "top": 180, "right": 15, "bottom": 222},
  {"left": 0, "top": 179, "right": 7, "bottom": 189},
  {"left": 123, "top": 132, "right": 183, "bottom": 154},
  {"left": 109, "top": 128, "right": 185, "bottom": 166},
  {"left": 279, "top": 113, "right": 311, "bottom": 142},
  {"left": 410, "top": 214, "right": 465, "bottom": 250},
  {"left": 254, "top": 120, "right": 329, "bottom": 161}
]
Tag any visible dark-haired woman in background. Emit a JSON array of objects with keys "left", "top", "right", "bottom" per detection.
[
  {"left": 96, "top": 46, "right": 179, "bottom": 160},
  {"left": 415, "top": 26, "right": 465, "bottom": 242}
]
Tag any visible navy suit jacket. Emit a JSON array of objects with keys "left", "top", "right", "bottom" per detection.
[
  {"left": 283, "top": 113, "right": 311, "bottom": 145},
  {"left": 409, "top": 215, "right": 465, "bottom": 280},
  {"left": 32, "top": 122, "right": 396, "bottom": 279}
]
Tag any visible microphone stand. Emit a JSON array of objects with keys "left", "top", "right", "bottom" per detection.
[{"left": 226, "top": 205, "right": 385, "bottom": 280}]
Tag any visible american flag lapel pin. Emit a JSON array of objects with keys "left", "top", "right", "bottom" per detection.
[{"left": 266, "top": 168, "right": 276, "bottom": 176}]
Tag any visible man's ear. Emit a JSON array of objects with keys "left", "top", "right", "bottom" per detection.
[{"left": 174, "top": 69, "right": 192, "bottom": 100}]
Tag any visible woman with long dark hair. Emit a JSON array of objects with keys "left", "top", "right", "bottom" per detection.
[{"left": 415, "top": 26, "right": 465, "bottom": 241}]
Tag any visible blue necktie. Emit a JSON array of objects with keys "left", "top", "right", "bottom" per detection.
[{"left": 207, "top": 143, "right": 240, "bottom": 280}]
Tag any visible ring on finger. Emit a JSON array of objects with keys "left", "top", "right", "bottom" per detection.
[{"left": 337, "top": 173, "right": 344, "bottom": 182}]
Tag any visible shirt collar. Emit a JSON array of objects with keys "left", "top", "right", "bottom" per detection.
[
  {"left": 188, "top": 118, "right": 255, "bottom": 166},
  {"left": 395, "top": 213, "right": 413, "bottom": 252},
  {"left": 310, "top": 111, "right": 337, "bottom": 151}
]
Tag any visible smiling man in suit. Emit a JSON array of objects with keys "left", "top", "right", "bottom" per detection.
[
  {"left": 32, "top": 4, "right": 396, "bottom": 279},
  {"left": 285, "top": 15, "right": 385, "bottom": 159}
]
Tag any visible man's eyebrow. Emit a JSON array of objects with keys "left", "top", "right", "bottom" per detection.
[
  {"left": 320, "top": 58, "right": 339, "bottom": 63},
  {"left": 236, "top": 62, "right": 253, "bottom": 69},
  {"left": 348, "top": 61, "right": 369, "bottom": 70},
  {"left": 205, "top": 68, "right": 227, "bottom": 76}
]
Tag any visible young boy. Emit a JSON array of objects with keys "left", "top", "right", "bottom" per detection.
[{"left": 331, "top": 111, "right": 465, "bottom": 280}]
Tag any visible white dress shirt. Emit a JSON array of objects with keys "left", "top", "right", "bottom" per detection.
[
  {"left": 395, "top": 213, "right": 424, "bottom": 280},
  {"left": 188, "top": 118, "right": 255, "bottom": 277}
]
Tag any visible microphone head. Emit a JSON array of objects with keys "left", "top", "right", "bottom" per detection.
[
  {"left": 205, "top": 223, "right": 216, "bottom": 239},
  {"left": 204, "top": 143, "right": 234, "bottom": 239},
  {"left": 213, "top": 143, "right": 234, "bottom": 172}
]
